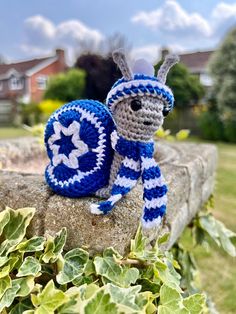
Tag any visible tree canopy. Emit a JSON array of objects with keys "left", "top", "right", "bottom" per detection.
[
  {"left": 209, "top": 27, "right": 236, "bottom": 112},
  {"left": 154, "top": 62, "right": 205, "bottom": 108},
  {"left": 44, "top": 69, "right": 86, "bottom": 102},
  {"left": 75, "top": 54, "right": 121, "bottom": 102}
]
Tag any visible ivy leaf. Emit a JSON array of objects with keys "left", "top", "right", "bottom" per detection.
[
  {"left": 154, "top": 258, "right": 181, "bottom": 292},
  {"left": 0, "top": 208, "right": 10, "bottom": 236},
  {"left": 106, "top": 283, "right": 145, "bottom": 312},
  {"left": 0, "top": 281, "right": 21, "bottom": 312},
  {"left": 137, "top": 278, "right": 160, "bottom": 294},
  {"left": 9, "top": 298, "right": 33, "bottom": 314},
  {"left": 17, "top": 256, "right": 41, "bottom": 277},
  {"left": 94, "top": 254, "right": 139, "bottom": 287},
  {"left": 31, "top": 280, "right": 68, "bottom": 314},
  {"left": 16, "top": 236, "right": 45, "bottom": 253},
  {"left": 130, "top": 225, "right": 147, "bottom": 254},
  {"left": 0, "top": 256, "right": 9, "bottom": 267},
  {"left": 57, "top": 248, "right": 89, "bottom": 284},
  {"left": 14, "top": 276, "right": 35, "bottom": 297},
  {"left": 198, "top": 214, "right": 236, "bottom": 257},
  {"left": 157, "top": 233, "right": 170, "bottom": 246},
  {"left": 0, "top": 207, "right": 35, "bottom": 256},
  {"left": 0, "top": 275, "right": 11, "bottom": 299},
  {"left": 215, "top": 220, "right": 236, "bottom": 257},
  {"left": 84, "top": 289, "right": 118, "bottom": 314},
  {"left": 42, "top": 228, "right": 67, "bottom": 263},
  {"left": 158, "top": 284, "right": 187, "bottom": 314},
  {"left": 183, "top": 294, "right": 206, "bottom": 314}
]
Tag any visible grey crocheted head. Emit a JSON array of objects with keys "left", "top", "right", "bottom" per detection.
[{"left": 109, "top": 50, "right": 179, "bottom": 142}]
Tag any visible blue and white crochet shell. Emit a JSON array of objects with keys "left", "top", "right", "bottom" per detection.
[{"left": 45, "top": 100, "right": 115, "bottom": 197}]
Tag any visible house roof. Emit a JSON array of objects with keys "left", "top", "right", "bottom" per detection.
[
  {"left": 179, "top": 50, "right": 214, "bottom": 72},
  {"left": 0, "top": 56, "right": 56, "bottom": 77}
]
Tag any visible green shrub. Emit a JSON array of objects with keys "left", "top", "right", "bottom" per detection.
[
  {"left": 198, "top": 110, "right": 225, "bottom": 141},
  {"left": 44, "top": 69, "right": 86, "bottom": 102},
  {"left": 224, "top": 116, "right": 236, "bottom": 142},
  {"left": 20, "top": 102, "right": 42, "bottom": 126}
]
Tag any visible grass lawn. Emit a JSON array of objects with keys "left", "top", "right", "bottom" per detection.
[
  {"left": 182, "top": 142, "right": 236, "bottom": 314},
  {"left": 0, "top": 127, "right": 30, "bottom": 139}
]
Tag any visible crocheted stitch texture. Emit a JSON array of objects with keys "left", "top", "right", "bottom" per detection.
[
  {"left": 45, "top": 99, "right": 115, "bottom": 197},
  {"left": 106, "top": 74, "right": 174, "bottom": 114}
]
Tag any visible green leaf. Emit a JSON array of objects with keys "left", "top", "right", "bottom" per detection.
[
  {"left": 198, "top": 213, "right": 236, "bottom": 256},
  {"left": 106, "top": 283, "right": 145, "bottom": 312},
  {"left": 154, "top": 258, "right": 181, "bottom": 292},
  {"left": 157, "top": 233, "right": 170, "bottom": 246},
  {"left": 54, "top": 227, "right": 67, "bottom": 255},
  {"left": 31, "top": 280, "right": 68, "bottom": 314},
  {"left": 130, "top": 224, "right": 147, "bottom": 254},
  {"left": 0, "top": 275, "right": 11, "bottom": 299},
  {"left": 9, "top": 299, "right": 33, "bottom": 314},
  {"left": 94, "top": 254, "right": 139, "bottom": 288},
  {"left": 42, "top": 228, "right": 67, "bottom": 263},
  {"left": 183, "top": 294, "right": 206, "bottom": 314},
  {"left": 0, "top": 209, "right": 10, "bottom": 236},
  {"left": 0, "top": 281, "right": 21, "bottom": 312},
  {"left": 137, "top": 278, "right": 160, "bottom": 294},
  {"left": 158, "top": 284, "right": 187, "bottom": 314},
  {"left": 16, "top": 236, "right": 45, "bottom": 252},
  {"left": 84, "top": 289, "right": 118, "bottom": 314},
  {"left": 14, "top": 276, "right": 35, "bottom": 297},
  {"left": 9, "top": 298, "right": 33, "bottom": 314},
  {"left": 57, "top": 248, "right": 89, "bottom": 284},
  {"left": 17, "top": 256, "right": 41, "bottom": 277},
  {"left": 215, "top": 220, "right": 236, "bottom": 257},
  {"left": 0, "top": 207, "right": 35, "bottom": 256}
]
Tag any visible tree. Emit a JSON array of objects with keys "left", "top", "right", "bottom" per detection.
[
  {"left": 209, "top": 27, "right": 236, "bottom": 112},
  {"left": 44, "top": 69, "right": 86, "bottom": 102},
  {"left": 75, "top": 54, "right": 121, "bottom": 102},
  {"left": 154, "top": 62, "right": 205, "bottom": 108}
]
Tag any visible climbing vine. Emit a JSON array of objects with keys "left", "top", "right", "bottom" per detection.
[{"left": 0, "top": 200, "right": 234, "bottom": 313}]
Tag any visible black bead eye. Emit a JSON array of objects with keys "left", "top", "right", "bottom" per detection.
[
  {"left": 163, "top": 110, "right": 169, "bottom": 117},
  {"left": 130, "top": 98, "right": 142, "bottom": 111}
]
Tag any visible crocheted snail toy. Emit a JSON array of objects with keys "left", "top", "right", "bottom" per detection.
[{"left": 44, "top": 50, "right": 179, "bottom": 228}]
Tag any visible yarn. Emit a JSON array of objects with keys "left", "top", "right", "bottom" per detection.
[
  {"left": 90, "top": 131, "right": 167, "bottom": 228},
  {"left": 44, "top": 50, "right": 178, "bottom": 228},
  {"left": 45, "top": 99, "right": 115, "bottom": 197}
]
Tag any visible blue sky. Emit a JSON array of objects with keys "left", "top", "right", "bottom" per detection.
[{"left": 0, "top": 0, "right": 236, "bottom": 63}]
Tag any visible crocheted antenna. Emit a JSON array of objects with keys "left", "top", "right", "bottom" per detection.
[
  {"left": 112, "top": 49, "right": 133, "bottom": 80},
  {"left": 157, "top": 54, "right": 179, "bottom": 84}
]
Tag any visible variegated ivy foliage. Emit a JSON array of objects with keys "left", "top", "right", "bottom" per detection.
[{"left": 0, "top": 206, "right": 234, "bottom": 314}]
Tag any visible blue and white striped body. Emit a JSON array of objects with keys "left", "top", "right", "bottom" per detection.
[{"left": 90, "top": 130, "right": 168, "bottom": 228}]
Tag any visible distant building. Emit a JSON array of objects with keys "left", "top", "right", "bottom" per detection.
[
  {"left": 0, "top": 49, "right": 66, "bottom": 124},
  {"left": 161, "top": 48, "right": 214, "bottom": 87}
]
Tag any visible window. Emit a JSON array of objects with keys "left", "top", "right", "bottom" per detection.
[
  {"left": 9, "top": 77, "right": 23, "bottom": 90},
  {"left": 37, "top": 75, "right": 48, "bottom": 90},
  {"left": 200, "top": 73, "right": 213, "bottom": 87}
]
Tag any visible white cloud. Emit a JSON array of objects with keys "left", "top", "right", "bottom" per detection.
[
  {"left": 22, "top": 15, "right": 104, "bottom": 64},
  {"left": 131, "top": 0, "right": 236, "bottom": 42},
  {"left": 131, "top": 0, "right": 211, "bottom": 38}
]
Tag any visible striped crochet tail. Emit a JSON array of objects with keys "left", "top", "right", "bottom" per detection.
[
  {"left": 140, "top": 156, "right": 168, "bottom": 229},
  {"left": 90, "top": 156, "right": 141, "bottom": 215}
]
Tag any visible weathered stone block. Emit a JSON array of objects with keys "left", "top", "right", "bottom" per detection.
[{"left": 0, "top": 138, "right": 218, "bottom": 254}]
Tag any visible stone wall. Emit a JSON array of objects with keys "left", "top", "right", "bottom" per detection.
[{"left": 0, "top": 137, "right": 217, "bottom": 254}]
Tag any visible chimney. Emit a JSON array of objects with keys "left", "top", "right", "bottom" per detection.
[
  {"left": 55, "top": 48, "right": 66, "bottom": 71},
  {"left": 161, "top": 47, "right": 170, "bottom": 60}
]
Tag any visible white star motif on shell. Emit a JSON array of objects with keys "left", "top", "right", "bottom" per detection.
[{"left": 48, "top": 121, "right": 89, "bottom": 169}]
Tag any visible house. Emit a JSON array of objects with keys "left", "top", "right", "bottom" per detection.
[
  {"left": 0, "top": 49, "right": 66, "bottom": 124},
  {"left": 179, "top": 50, "right": 214, "bottom": 87},
  {"left": 161, "top": 48, "right": 214, "bottom": 87}
]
